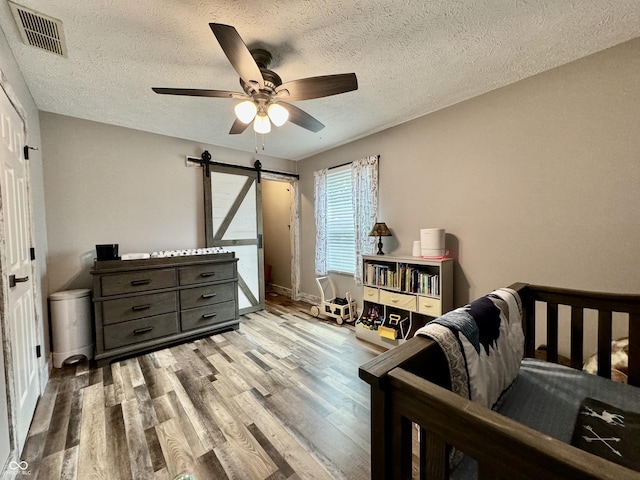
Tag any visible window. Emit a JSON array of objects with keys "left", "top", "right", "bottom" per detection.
[
  {"left": 326, "top": 167, "right": 355, "bottom": 274},
  {"left": 314, "top": 155, "right": 379, "bottom": 284}
]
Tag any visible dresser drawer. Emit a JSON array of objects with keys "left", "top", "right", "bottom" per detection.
[
  {"left": 178, "top": 262, "right": 235, "bottom": 286},
  {"left": 103, "top": 313, "right": 179, "bottom": 350},
  {"left": 101, "top": 292, "right": 177, "bottom": 325},
  {"left": 181, "top": 301, "right": 237, "bottom": 331},
  {"left": 101, "top": 268, "right": 176, "bottom": 296},
  {"left": 379, "top": 290, "right": 416, "bottom": 312},
  {"left": 179, "top": 283, "right": 235, "bottom": 310},
  {"left": 417, "top": 297, "right": 442, "bottom": 317},
  {"left": 363, "top": 286, "right": 379, "bottom": 303}
]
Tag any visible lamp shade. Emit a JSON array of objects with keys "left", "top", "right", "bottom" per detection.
[
  {"left": 234, "top": 100, "right": 257, "bottom": 124},
  {"left": 267, "top": 103, "right": 289, "bottom": 126},
  {"left": 253, "top": 114, "right": 271, "bottom": 134},
  {"left": 369, "top": 222, "right": 391, "bottom": 237}
]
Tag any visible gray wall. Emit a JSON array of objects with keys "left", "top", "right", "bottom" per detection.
[
  {"left": 40, "top": 113, "right": 296, "bottom": 294},
  {"left": 297, "top": 37, "right": 640, "bottom": 311}
]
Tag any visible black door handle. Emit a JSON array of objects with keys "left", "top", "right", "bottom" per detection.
[{"left": 9, "top": 275, "right": 29, "bottom": 288}]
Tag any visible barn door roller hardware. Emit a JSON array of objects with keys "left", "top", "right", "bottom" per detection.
[{"left": 186, "top": 151, "right": 299, "bottom": 180}]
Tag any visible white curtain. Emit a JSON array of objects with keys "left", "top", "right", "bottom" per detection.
[
  {"left": 314, "top": 168, "right": 328, "bottom": 276},
  {"left": 351, "top": 155, "right": 378, "bottom": 285}
]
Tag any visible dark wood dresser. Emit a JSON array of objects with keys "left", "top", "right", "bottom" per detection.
[{"left": 91, "top": 252, "right": 238, "bottom": 366}]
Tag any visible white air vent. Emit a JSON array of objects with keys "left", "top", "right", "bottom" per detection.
[{"left": 9, "top": 2, "right": 67, "bottom": 57}]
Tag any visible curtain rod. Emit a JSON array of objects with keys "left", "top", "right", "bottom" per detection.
[
  {"left": 328, "top": 161, "right": 351, "bottom": 170},
  {"left": 328, "top": 154, "right": 380, "bottom": 170}
]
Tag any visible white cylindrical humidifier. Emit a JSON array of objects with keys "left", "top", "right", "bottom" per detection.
[{"left": 420, "top": 228, "right": 445, "bottom": 257}]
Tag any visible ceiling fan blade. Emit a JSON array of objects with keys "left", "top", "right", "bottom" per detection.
[
  {"left": 152, "top": 87, "right": 243, "bottom": 98},
  {"left": 280, "top": 102, "right": 324, "bottom": 133},
  {"left": 229, "top": 118, "right": 250, "bottom": 135},
  {"left": 275, "top": 73, "right": 357, "bottom": 101},
  {"left": 209, "top": 23, "right": 264, "bottom": 92}
]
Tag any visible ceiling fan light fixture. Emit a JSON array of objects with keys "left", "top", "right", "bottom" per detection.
[
  {"left": 253, "top": 114, "right": 271, "bottom": 134},
  {"left": 267, "top": 103, "right": 289, "bottom": 127},
  {"left": 153, "top": 24, "right": 359, "bottom": 140},
  {"left": 234, "top": 100, "right": 257, "bottom": 124}
]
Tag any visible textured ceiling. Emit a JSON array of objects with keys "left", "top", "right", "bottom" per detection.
[{"left": 1, "top": 1, "right": 639, "bottom": 161}]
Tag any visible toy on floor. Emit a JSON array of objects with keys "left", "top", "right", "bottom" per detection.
[{"left": 310, "top": 275, "right": 357, "bottom": 324}]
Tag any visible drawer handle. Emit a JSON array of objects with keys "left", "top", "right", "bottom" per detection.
[
  {"left": 200, "top": 272, "right": 216, "bottom": 278},
  {"left": 201, "top": 293, "right": 217, "bottom": 299},
  {"left": 133, "top": 326, "right": 153, "bottom": 335},
  {"left": 132, "top": 304, "right": 152, "bottom": 311},
  {"left": 202, "top": 313, "right": 218, "bottom": 319},
  {"left": 131, "top": 279, "right": 151, "bottom": 286}
]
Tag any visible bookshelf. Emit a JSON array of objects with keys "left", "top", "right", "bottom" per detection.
[{"left": 355, "top": 255, "right": 453, "bottom": 349}]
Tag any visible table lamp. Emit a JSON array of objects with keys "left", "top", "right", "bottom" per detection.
[{"left": 369, "top": 222, "right": 392, "bottom": 255}]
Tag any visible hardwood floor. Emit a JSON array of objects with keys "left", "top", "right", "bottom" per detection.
[{"left": 19, "top": 294, "right": 384, "bottom": 480}]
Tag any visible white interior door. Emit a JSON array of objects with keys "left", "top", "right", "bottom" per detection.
[
  {"left": 204, "top": 163, "right": 264, "bottom": 314},
  {"left": 0, "top": 321, "right": 10, "bottom": 478},
  {"left": 0, "top": 86, "right": 39, "bottom": 456}
]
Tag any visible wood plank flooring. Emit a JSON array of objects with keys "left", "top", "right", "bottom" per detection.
[{"left": 19, "top": 294, "right": 385, "bottom": 480}]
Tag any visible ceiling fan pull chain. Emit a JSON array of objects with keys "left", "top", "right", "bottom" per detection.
[{"left": 262, "top": 134, "right": 266, "bottom": 151}]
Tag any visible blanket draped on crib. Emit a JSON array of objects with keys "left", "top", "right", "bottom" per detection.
[{"left": 415, "top": 287, "right": 524, "bottom": 408}]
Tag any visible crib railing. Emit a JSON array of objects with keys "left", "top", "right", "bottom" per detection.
[
  {"left": 519, "top": 283, "right": 640, "bottom": 386},
  {"left": 359, "top": 283, "right": 640, "bottom": 479}
]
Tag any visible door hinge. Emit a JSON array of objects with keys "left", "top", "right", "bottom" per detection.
[
  {"left": 36, "top": 345, "right": 41, "bottom": 358},
  {"left": 30, "top": 247, "right": 36, "bottom": 260},
  {"left": 23, "top": 145, "right": 38, "bottom": 160}
]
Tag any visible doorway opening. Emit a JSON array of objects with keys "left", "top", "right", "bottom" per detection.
[{"left": 262, "top": 174, "right": 300, "bottom": 301}]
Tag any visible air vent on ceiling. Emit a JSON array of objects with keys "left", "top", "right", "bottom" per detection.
[{"left": 9, "top": 2, "right": 67, "bottom": 57}]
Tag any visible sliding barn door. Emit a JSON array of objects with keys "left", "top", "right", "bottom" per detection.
[{"left": 204, "top": 164, "right": 264, "bottom": 314}]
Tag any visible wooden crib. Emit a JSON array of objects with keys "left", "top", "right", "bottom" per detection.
[{"left": 359, "top": 283, "right": 640, "bottom": 480}]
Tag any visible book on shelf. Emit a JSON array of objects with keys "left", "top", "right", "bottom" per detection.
[
  {"left": 398, "top": 264, "right": 440, "bottom": 296},
  {"left": 365, "top": 261, "right": 440, "bottom": 296},
  {"left": 365, "top": 263, "right": 397, "bottom": 288}
]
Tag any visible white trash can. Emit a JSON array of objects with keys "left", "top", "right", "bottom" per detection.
[{"left": 50, "top": 289, "right": 93, "bottom": 368}]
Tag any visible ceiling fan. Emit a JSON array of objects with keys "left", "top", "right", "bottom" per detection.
[{"left": 152, "top": 23, "right": 358, "bottom": 136}]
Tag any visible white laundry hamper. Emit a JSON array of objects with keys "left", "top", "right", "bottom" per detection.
[{"left": 50, "top": 289, "right": 94, "bottom": 368}]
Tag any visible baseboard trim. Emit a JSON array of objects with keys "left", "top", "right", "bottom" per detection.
[
  {"left": 265, "top": 284, "right": 318, "bottom": 307},
  {"left": 297, "top": 292, "right": 319, "bottom": 306},
  {"left": 267, "top": 284, "right": 292, "bottom": 298}
]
